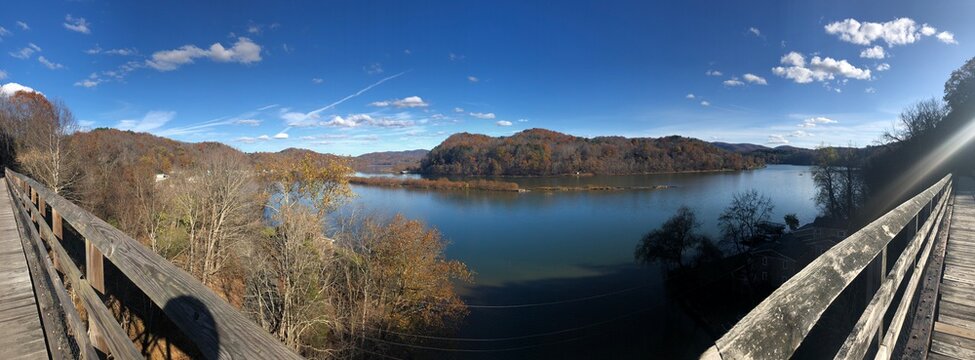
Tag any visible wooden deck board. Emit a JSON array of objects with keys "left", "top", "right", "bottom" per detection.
[
  {"left": 929, "top": 190, "right": 975, "bottom": 359},
  {"left": 0, "top": 180, "right": 47, "bottom": 360}
]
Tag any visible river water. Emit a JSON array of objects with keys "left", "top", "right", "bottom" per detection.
[{"left": 345, "top": 165, "right": 818, "bottom": 359}]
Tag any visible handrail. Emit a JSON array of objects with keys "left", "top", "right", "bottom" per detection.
[
  {"left": 4, "top": 168, "right": 301, "bottom": 359},
  {"left": 700, "top": 174, "right": 952, "bottom": 360}
]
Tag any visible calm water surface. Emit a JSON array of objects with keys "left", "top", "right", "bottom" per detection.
[{"left": 345, "top": 165, "right": 817, "bottom": 359}]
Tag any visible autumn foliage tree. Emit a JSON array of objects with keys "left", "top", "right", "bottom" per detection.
[
  {"left": 421, "top": 129, "right": 764, "bottom": 176},
  {"left": 0, "top": 91, "right": 82, "bottom": 196}
]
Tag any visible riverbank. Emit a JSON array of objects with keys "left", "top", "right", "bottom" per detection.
[
  {"left": 349, "top": 176, "right": 523, "bottom": 192},
  {"left": 350, "top": 176, "right": 673, "bottom": 192}
]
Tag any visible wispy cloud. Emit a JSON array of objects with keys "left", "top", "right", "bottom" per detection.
[
  {"left": 147, "top": 37, "right": 262, "bottom": 71},
  {"left": 64, "top": 14, "right": 91, "bottom": 34},
  {"left": 16, "top": 21, "right": 29, "bottom": 31},
  {"left": 38, "top": 56, "right": 64, "bottom": 70},
  {"left": 9, "top": 43, "right": 41, "bottom": 59},
  {"left": 470, "top": 112, "right": 496, "bottom": 119},
  {"left": 117, "top": 111, "right": 176, "bottom": 132}
]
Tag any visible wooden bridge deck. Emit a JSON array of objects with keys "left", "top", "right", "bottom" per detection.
[
  {"left": 0, "top": 180, "right": 48, "bottom": 359},
  {"left": 930, "top": 189, "right": 975, "bottom": 359}
]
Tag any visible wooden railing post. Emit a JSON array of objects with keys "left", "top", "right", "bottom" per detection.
[
  {"left": 51, "top": 208, "right": 63, "bottom": 271},
  {"left": 86, "top": 241, "right": 108, "bottom": 353},
  {"left": 878, "top": 245, "right": 887, "bottom": 349}
]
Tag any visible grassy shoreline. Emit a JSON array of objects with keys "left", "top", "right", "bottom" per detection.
[{"left": 350, "top": 176, "right": 673, "bottom": 193}]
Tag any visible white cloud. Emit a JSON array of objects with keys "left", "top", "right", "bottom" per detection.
[
  {"left": 236, "top": 135, "right": 275, "bottom": 144},
  {"left": 470, "top": 112, "right": 496, "bottom": 119},
  {"left": 517, "top": 119, "right": 529, "bottom": 122},
  {"left": 824, "top": 18, "right": 919, "bottom": 46},
  {"left": 394, "top": 96, "right": 428, "bottom": 108},
  {"left": 723, "top": 77, "right": 745, "bottom": 87},
  {"left": 64, "top": 14, "right": 91, "bottom": 34},
  {"left": 38, "top": 56, "right": 64, "bottom": 70},
  {"left": 705, "top": 70, "right": 723, "bottom": 76},
  {"left": 0, "top": 70, "right": 6, "bottom": 80},
  {"left": 825, "top": 18, "right": 956, "bottom": 47},
  {"left": 865, "top": 87, "right": 877, "bottom": 94},
  {"left": 74, "top": 79, "right": 100, "bottom": 88},
  {"left": 468, "top": 75, "right": 479, "bottom": 83},
  {"left": 16, "top": 21, "right": 29, "bottom": 31},
  {"left": 937, "top": 31, "right": 958, "bottom": 44},
  {"left": 10, "top": 43, "right": 41, "bottom": 59},
  {"left": 116, "top": 111, "right": 175, "bottom": 132},
  {"left": 1, "top": 82, "right": 41, "bottom": 97},
  {"left": 323, "top": 113, "right": 413, "bottom": 128},
  {"left": 772, "top": 52, "right": 871, "bottom": 84},
  {"left": 686, "top": 93, "right": 695, "bottom": 99},
  {"left": 448, "top": 52, "right": 465, "bottom": 61},
  {"left": 312, "top": 78, "right": 324, "bottom": 84},
  {"left": 876, "top": 63, "right": 891, "bottom": 72},
  {"left": 453, "top": 107, "right": 464, "bottom": 113},
  {"left": 0, "top": 27, "right": 10, "bottom": 38},
  {"left": 370, "top": 96, "right": 429, "bottom": 108},
  {"left": 743, "top": 73, "right": 767, "bottom": 85},
  {"left": 767, "top": 135, "right": 789, "bottom": 145},
  {"left": 147, "top": 37, "right": 262, "bottom": 71},
  {"left": 748, "top": 27, "right": 762, "bottom": 37},
  {"left": 496, "top": 120, "right": 513, "bottom": 126},
  {"left": 364, "top": 63, "right": 383, "bottom": 74},
  {"left": 233, "top": 119, "right": 261, "bottom": 126},
  {"left": 700, "top": 100, "right": 711, "bottom": 107},
  {"left": 799, "top": 117, "right": 837, "bottom": 128},
  {"left": 780, "top": 51, "right": 805, "bottom": 67},
  {"left": 788, "top": 130, "right": 813, "bottom": 138},
  {"left": 273, "top": 132, "right": 289, "bottom": 139},
  {"left": 859, "top": 45, "right": 886, "bottom": 59},
  {"left": 106, "top": 48, "right": 136, "bottom": 56}
]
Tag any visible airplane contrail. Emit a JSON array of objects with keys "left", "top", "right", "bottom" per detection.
[{"left": 306, "top": 70, "right": 409, "bottom": 117}]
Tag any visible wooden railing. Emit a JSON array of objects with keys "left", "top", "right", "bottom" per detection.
[
  {"left": 3, "top": 168, "right": 301, "bottom": 359},
  {"left": 700, "top": 174, "right": 952, "bottom": 360}
]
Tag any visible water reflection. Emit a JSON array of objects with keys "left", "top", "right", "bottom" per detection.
[{"left": 343, "top": 165, "right": 817, "bottom": 358}]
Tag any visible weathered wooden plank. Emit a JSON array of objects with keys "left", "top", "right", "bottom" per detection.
[
  {"left": 933, "top": 331, "right": 975, "bottom": 355},
  {"left": 940, "top": 314, "right": 975, "bottom": 332},
  {"left": 941, "top": 286, "right": 975, "bottom": 307},
  {"left": 0, "top": 180, "right": 48, "bottom": 360},
  {"left": 7, "top": 179, "right": 103, "bottom": 360},
  {"left": 7, "top": 168, "right": 302, "bottom": 359},
  {"left": 936, "top": 322, "right": 975, "bottom": 341},
  {"left": 926, "top": 351, "right": 960, "bottom": 360},
  {"left": 932, "top": 338, "right": 975, "bottom": 359}
]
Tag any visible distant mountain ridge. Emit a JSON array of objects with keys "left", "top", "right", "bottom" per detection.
[
  {"left": 419, "top": 128, "right": 764, "bottom": 176},
  {"left": 711, "top": 142, "right": 817, "bottom": 165}
]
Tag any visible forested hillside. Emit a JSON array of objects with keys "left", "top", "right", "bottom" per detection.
[
  {"left": 353, "top": 149, "right": 428, "bottom": 173},
  {"left": 0, "top": 92, "right": 470, "bottom": 359},
  {"left": 420, "top": 128, "right": 764, "bottom": 176}
]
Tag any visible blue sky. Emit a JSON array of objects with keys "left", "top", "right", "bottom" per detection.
[{"left": 1, "top": 0, "right": 973, "bottom": 155}]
